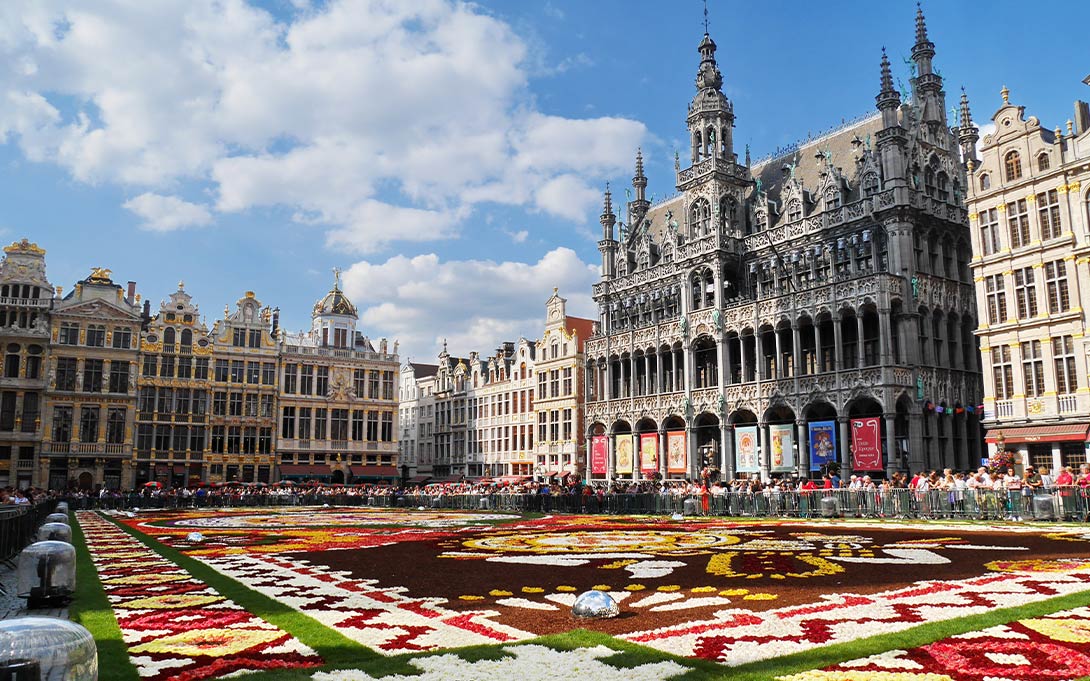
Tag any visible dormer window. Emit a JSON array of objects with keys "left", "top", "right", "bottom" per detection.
[
  {"left": 1037, "top": 152, "right": 1050, "bottom": 171},
  {"left": 862, "top": 173, "right": 879, "bottom": 197},
  {"left": 979, "top": 173, "right": 991, "bottom": 190},
  {"left": 824, "top": 187, "right": 841, "bottom": 210},
  {"left": 787, "top": 200, "right": 802, "bottom": 222}
]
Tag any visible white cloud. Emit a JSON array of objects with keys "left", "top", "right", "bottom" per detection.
[
  {"left": 341, "top": 247, "right": 598, "bottom": 361},
  {"left": 504, "top": 228, "right": 529, "bottom": 244},
  {"left": 0, "top": 1, "right": 647, "bottom": 244},
  {"left": 122, "top": 192, "right": 213, "bottom": 232}
]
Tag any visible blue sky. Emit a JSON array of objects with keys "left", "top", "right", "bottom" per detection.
[{"left": 1, "top": 0, "right": 1086, "bottom": 362}]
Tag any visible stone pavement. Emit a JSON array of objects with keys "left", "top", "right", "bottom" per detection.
[{"left": 0, "top": 552, "right": 70, "bottom": 621}]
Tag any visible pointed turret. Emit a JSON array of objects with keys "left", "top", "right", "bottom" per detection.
[
  {"left": 687, "top": 30, "right": 734, "bottom": 166},
  {"left": 958, "top": 88, "right": 979, "bottom": 166},
  {"left": 911, "top": 4, "right": 945, "bottom": 124},
  {"left": 630, "top": 148, "right": 650, "bottom": 228},
  {"left": 875, "top": 48, "right": 908, "bottom": 189},
  {"left": 598, "top": 183, "right": 617, "bottom": 280}
]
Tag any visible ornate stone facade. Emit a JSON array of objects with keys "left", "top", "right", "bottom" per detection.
[
  {"left": 967, "top": 81, "right": 1090, "bottom": 472},
  {"left": 134, "top": 283, "right": 212, "bottom": 487},
  {"left": 471, "top": 338, "right": 537, "bottom": 478},
  {"left": 399, "top": 361, "right": 438, "bottom": 480},
  {"left": 41, "top": 268, "right": 142, "bottom": 489},
  {"left": 586, "top": 10, "right": 982, "bottom": 481},
  {"left": 0, "top": 240, "right": 52, "bottom": 487},
  {"left": 277, "top": 276, "right": 400, "bottom": 484}
]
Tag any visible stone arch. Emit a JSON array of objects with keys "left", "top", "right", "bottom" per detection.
[
  {"left": 692, "top": 334, "right": 717, "bottom": 388},
  {"left": 693, "top": 412, "right": 721, "bottom": 477}
]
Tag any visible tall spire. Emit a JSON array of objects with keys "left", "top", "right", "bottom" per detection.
[
  {"left": 598, "top": 183, "right": 617, "bottom": 280},
  {"left": 879, "top": 48, "right": 896, "bottom": 96},
  {"left": 876, "top": 48, "right": 901, "bottom": 119},
  {"left": 633, "top": 148, "right": 647, "bottom": 199},
  {"left": 601, "top": 182, "right": 614, "bottom": 222},
  {"left": 914, "top": 2, "right": 928, "bottom": 45},
  {"left": 957, "top": 87, "right": 980, "bottom": 166}
]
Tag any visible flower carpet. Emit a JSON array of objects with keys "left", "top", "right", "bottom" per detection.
[
  {"left": 78, "top": 511, "right": 321, "bottom": 680},
  {"left": 79, "top": 508, "right": 1090, "bottom": 680}
]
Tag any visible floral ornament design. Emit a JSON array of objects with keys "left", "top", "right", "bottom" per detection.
[{"left": 79, "top": 512, "right": 320, "bottom": 680}]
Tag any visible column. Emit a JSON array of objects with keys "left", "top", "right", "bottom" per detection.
[
  {"left": 907, "top": 412, "right": 925, "bottom": 473},
  {"left": 1051, "top": 443, "right": 1063, "bottom": 477},
  {"left": 656, "top": 349, "right": 665, "bottom": 394},
  {"left": 659, "top": 430, "right": 668, "bottom": 479},
  {"left": 724, "top": 336, "right": 733, "bottom": 385},
  {"left": 814, "top": 322, "right": 824, "bottom": 372},
  {"left": 740, "top": 336, "right": 750, "bottom": 383},
  {"left": 683, "top": 345, "right": 693, "bottom": 394},
  {"left": 884, "top": 413, "right": 897, "bottom": 479},
  {"left": 832, "top": 316, "right": 843, "bottom": 372},
  {"left": 754, "top": 333, "right": 763, "bottom": 382},
  {"left": 758, "top": 421, "right": 770, "bottom": 481},
  {"left": 715, "top": 337, "right": 725, "bottom": 388},
  {"left": 724, "top": 423, "right": 735, "bottom": 479},
  {"left": 774, "top": 328, "right": 783, "bottom": 378},
  {"left": 687, "top": 419, "right": 698, "bottom": 479},
  {"left": 792, "top": 323, "right": 801, "bottom": 378},
  {"left": 838, "top": 417, "right": 851, "bottom": 474},
  {"left": 878, "top": 308, "right": 892, "bottom": 365},
  {"left": 719, "top": 421, "right": 729, "bottom": 477},
  {"left": 856, "top": 313, "right": 865, "bottom": 368},
  {"left": 606, "top": 434, "right": 614, "bottom": 480},
  {"left": 796, "top": 419, "right": 808, "bottom": 477}
]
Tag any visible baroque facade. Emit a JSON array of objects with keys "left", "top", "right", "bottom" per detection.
[
  {"left": 277, "top": 275, "right": 400, "bottom": 484},
  {"left": 42, "top": 268, "right": 142, "bottom": 490},
  {"left": 0, "top": 240, "right": 52, "bottom": 488},
  {"left": 967, "top": 80, "right": 1090, "bottom": 472},
  {"left": 472, "top": 339, "right": 537, "bottom": 479},
  {"left": 134, "top": 283, "right": 212, "bottom": 487},
  {"left": 585, "top": 10, "right": 983, "bottom": 481}
]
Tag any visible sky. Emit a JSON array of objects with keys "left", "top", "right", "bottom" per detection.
[{"left": 1, "top": 0, "right": 1087, "bottom": 363}]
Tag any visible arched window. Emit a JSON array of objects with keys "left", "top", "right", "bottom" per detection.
[
  {"left": 689, "top": 198, "right": 711, "bottom": 237},
  {"left": 786, "top": 200, "right": 802, "bottom": 222},
  {"left": 163, "top": 327, "right": 176, "bottom": 351},
  {"left": 980, "top": 173, "right": 991, "bottom": 190},
  {"left": 1037, "top": 152, "right": 1050, "bottom": 171},
  {"left": 718, "top": 195, "right": 736, "bottom": 231},
  {"left": 1004, "top": 150, "right": 1022, "bottom": 181},
  {"left": 180, "top": 328, "right": 193, "bottom": 347},
  {"left": 824, "top": 187, "right": 841, "bottom": 209},
  {"left": 752, "top": 209, "right": 767, "bottom": 234},
  {"left": 924, "top": 166, "right": 936, "bottom": 197}
]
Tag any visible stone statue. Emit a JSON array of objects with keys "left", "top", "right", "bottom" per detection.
[
  {"left": 679, "top": 314, "right": 689, "bottom": 335},
  {"left": 393, "top": 340, "right": 399, "bottom": 355},
  {"left": 712, "top": 308, "right": 722, "bottom": 331}
]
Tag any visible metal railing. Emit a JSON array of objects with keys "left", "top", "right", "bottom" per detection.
[
  {"left": 59, "top": 486, "right": 1090, "bottom": 522},
  {"left": 0, "top": 501, "right": 58, "bottom": 563}
]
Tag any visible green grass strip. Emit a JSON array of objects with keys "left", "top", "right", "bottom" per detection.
[
  {"left": 100, "top": 512, "right": 422, "bottom": 676},
  {"left": 69, "top": 513, "right": 141, "bottom": 681}
]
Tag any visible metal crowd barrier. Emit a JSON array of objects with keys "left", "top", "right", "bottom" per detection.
[
  {"left": 0, "top": 501, "right": 56, "bottom": 564},
  {"left": 62, "top": 486, "right": 1090, "bottom": 523}
]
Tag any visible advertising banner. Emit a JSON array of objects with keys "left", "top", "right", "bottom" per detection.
[
  {"left": 808, "top": 420, "right": 837, "bottom": 471},
  {"left": 667, "top": 431, "right": 687, "bottom": 474},
  {"left": 851, "top": 417, "right": 883, "bottom": 471},
  {"left": 640, "top": 433, "right": 659, "bottom": 474},
  {"left": 769, "top": 424, "right": 795, "bottom": 473},
  {"left": 734, "top": 425, "right": 760, "bottom": 473},
  {"left": 615, "top": 434, "right": 634, "bottom": 475},
  {"left": 591, "top": 435, "right": 608, "bottom": 475}
]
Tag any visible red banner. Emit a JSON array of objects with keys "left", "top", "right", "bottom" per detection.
[
  {"left": 640, "top": 433, "right": 659, "bottom": 474},
  {"left": 851, "top": 417, "right": 883, "bottom": 471},
  {"left": 591, "top": 435, "right": 608, "bottom": 475}
]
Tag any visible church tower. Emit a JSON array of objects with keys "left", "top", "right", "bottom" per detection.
[{"left": 687, "top": 32, "right": 735, "bottom": 165}]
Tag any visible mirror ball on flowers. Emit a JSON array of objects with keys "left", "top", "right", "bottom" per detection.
[{"left": 572, "top": 590, "right": 621, "bottom": 619}]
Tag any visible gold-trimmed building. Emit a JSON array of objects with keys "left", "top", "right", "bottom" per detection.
[
  {"left": 276, "top": 275, "right": 401, "bottom": 483},
  {"left": 967, "top": 81, "right": 1090, "bottom": 472},
  {"left": 0, "top": 239, "right": 53, "bottom": 488},
  {"left": 207, "top": 291, "right": 278, "bottom": 483},
  {"left": 42, "top": 268, "right": 142, "bottom": 490},
  {"left": 134, "top": 282, "right": 213, "bottom": 487}
]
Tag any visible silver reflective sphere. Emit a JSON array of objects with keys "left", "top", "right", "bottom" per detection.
[
  {"left": 572, "top": 590, "right": 620, "bottom": 619},
  {"left": 186, "top": 532, "right": 204, "bottom": 543}
]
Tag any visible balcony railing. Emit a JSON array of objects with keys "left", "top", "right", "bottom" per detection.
[
  {"left": 1059, "top": 394, "right": 1079, "bottom": 414},
  {"left": 995, "top": 400, "right": 1015, "bottom": 418}
]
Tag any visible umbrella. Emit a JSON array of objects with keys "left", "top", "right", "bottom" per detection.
[
  {"left": 276, "top": 480, "right": 295, "bottom": 487},
  {"left": 144, "top": 481, "right": 162, "bottom": 488}
]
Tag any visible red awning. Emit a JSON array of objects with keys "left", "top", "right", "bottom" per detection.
[
  {"left": 349, "top": 465, "right": 399, "bottom": 478},
  {"left": 985, "top": 424, "right": 1089, "bottom": 444},
  {"left": 278, "top": 464, "right": 333, "bottom": 477}
]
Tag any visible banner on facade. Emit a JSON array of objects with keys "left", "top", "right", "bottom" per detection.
[
  {"left": 640, "top": 433, "right": 659, "bottom": 474},
  {"left": 808, "top": 420, "right": 837, "bottom": 471},
  {"left": 769, "top": 424, "right": 795, "bottom": 473},
  {"left": 591, "top": 435, "right": 608, "bottom": 475},
  {"left": 735, "top": 425, "right": 760, "bottom": 473},
  {"left": 667, "top": 431, "right": 687, "bottom": 473},
  {"left": 615, "top": 434, "right": 634, "bottom": 475},
  {"left": 851, "top": 417, "right": 883, "bottom": 471}
]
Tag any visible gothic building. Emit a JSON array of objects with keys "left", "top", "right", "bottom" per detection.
[{"left": 585, "top": 9, "right": 982, "bottom": 481}]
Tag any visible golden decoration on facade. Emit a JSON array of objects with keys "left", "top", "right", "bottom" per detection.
[
  {"left": 3, "top": 238, "right": 46, "bottom": 255},
  {"left": 88, "top": 267, "right": 113, "bottom": 283}
]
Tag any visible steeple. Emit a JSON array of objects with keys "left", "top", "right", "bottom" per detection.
[
  {"left": 911, "top": 4, "right": 945, "bottom": 124},
  {"left": 957, "top": 87, "right": 980, "bottom": 166},
  {"left": 875, "top": 48, "right": 908, "bottom": 189},
  {"left": 598, "top": 183, "right": 617, "bottom": 280},
  {"left": 630, "top": 148, "right": 650, "bottom": 227},
  {"left": 687, "top": 26, "right": 734, "bottom": 166},
  {"left": 876, "top": 48, "right": 901, "bottom": 124}
]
